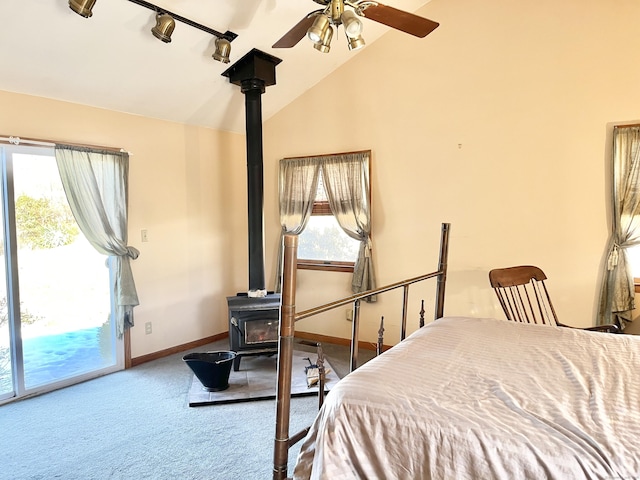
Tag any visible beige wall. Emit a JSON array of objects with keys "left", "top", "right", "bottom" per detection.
[
  {"left": 262, "top": 0, "right": 640, "bottom": 343},
  {"left": 0, "top": 90, "right": 247, "bottom": 358},
  {"left": 4, "top": 0, "right": 640, "bottom": 357}
]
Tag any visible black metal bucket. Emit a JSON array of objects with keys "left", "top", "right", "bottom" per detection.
[{"left": 183, "top": 351, "right": 237, "bottom": 392}]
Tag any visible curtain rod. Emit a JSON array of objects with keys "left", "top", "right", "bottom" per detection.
[
  {"left": 0, "top": 135, "right": 132, "bottom": 155},
  {"left": 283, "top": 149, "right": 371, "bottom": 160},
  {"left": 614, "top": 124, "right": 640, "bottom": 129}
]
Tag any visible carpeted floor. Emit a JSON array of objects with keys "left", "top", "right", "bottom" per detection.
[{"left": 0, "top": 338, "right": 374, "bottom": 480}]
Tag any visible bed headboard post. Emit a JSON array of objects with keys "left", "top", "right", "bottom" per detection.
[
  {"left": 273, "top": 233, "right": 298, "bottom": 480},
  {"left": 435, "top": 223, "right": 450, "bottom": 320}
]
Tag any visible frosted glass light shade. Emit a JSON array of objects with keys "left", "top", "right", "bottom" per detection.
[
  {"left": 341, "top": 10, "right": 363, "bottom": 38},
  {"left": 308, "top": 15, "right": 330, "bottom": 43}
]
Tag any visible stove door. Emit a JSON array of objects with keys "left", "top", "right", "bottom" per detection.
[{"left": 229, "top": 308, "right": 279, "bottom": 351}]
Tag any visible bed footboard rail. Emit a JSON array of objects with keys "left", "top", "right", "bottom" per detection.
[{"left": 273, "top": 223, "right": 450, "bottom": 480}]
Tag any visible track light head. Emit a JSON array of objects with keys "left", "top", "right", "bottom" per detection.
[
  {"left": 69, "top": 0, "right": 96, "bottom": 18},
  {"left": 212, "top": 37, "right": 231, "bottom": 63},
  {"left": 151, "top": 13, "right": 175, "bottom": 43}
]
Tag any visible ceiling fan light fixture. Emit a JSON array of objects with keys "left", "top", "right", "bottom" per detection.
[
  {"left": 151, "top": 12, "right": 176, "bottom": 43},
  {"left": 341, "top": 9, "right": 363, "bottom": 38},
  {"left": 69, "top": 0, "right": 96, "bottom": 18},
  {"left": 212, "top": 37, "right": 231, "bottom": 64},
  {"left": 347, "top": 33, "right": 365, "bottom": 51},
  {"left": 307, "top": 14, "right": 330, "bottom": 44},
  {"left": 313, "top": 42, "right": 329, "bottom": 53},
  {"left": 313, "top": 24, "right": 333, "bottom": 53}
]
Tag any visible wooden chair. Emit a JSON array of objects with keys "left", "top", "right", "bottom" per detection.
[{"left": 489, "top": 265, "right": 619, "bottom": 333}]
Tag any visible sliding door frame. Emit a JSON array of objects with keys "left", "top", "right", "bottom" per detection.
[{"left": 0, "top": 144, "right": 124, "bottom": 404}]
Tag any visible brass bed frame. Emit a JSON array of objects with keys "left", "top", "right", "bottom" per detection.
[{"left": 273, "top": 223, "right": 451, "bottom": 479}]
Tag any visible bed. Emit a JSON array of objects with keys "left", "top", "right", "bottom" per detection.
[
  {"left": 292, "top": 316, "right": 640, "bottom": 479},
  {"left": 274, "top": 225, "right": 450, "bottom": 479}
]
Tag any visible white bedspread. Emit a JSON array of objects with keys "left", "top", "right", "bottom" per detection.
[{"left": 293, "top": 316, "right": 640, "bottom": 479}]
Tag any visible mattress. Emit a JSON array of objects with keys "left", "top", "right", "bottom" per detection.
[{"left": 293, "top": 316, "right": 640, "bottom": 479}]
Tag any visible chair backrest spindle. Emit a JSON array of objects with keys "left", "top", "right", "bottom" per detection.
[{"left": 489, "top": 265, "right": 559, "bottom": 327}]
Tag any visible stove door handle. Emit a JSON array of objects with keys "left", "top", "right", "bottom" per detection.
[{"left": 230, "top": 316, "right": 245, "bottom": 337}]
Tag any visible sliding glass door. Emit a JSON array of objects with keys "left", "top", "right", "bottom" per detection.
[{"left": 0, "top": 145, "right": 122, "bottom": 402}]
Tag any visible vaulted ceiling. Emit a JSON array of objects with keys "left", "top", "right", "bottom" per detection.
[{"left": 0, "top": 0, "right": 434, "bottom": 134}]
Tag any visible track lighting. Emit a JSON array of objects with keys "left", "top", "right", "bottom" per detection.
[
  {"left": 151, "top": 13, "right": 175, "bottom": 43},
  {"left": 212, "top": 37, "right": 231, "bottom": 64},
  {"left": 68, "top": 0, "right": 96, "bottom": 18},
  {"left": 68, "top": 0, "right": 238, "bottom": 63}
]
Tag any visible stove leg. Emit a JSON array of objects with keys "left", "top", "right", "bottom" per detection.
[{"left": 233, "top": 355, "right": 242, "bottom": 371}]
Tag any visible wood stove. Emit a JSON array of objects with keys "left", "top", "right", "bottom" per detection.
[
  {"left": 222, "top": 50, "right": 283, "bottom": 371},
  {"left": 227, "top": 293, "right": 280, "bottom": 371}
]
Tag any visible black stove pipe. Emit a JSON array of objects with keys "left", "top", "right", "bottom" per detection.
[
  {"left": 243, "top": 79, "right": 266, "bottom": 292},
  {"left": 222, "top": 49, "right": 282, "bottom": 294}
]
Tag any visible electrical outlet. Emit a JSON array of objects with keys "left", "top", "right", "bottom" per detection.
[
  {"left": 145, "top": 322, "right": 152, "bottom": 335},
  {"left": 346, "top": 309, "right": 353, "bottom": 322}
]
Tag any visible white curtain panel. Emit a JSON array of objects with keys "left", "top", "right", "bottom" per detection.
[
  {"left": 55, "top": 145, "right": 139, "bottom": 337},
  {"left": 321, "top": 153, "right": 376, "bottom": 298},
  {"left": 598, "top": 126, "right": 640, "bottom": 328}
]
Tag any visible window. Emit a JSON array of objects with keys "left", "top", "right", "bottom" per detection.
[
  {"left": 277, "top": 150, "right": 375, "bottom": 294},
  {"left": 618, "top": 133, "right": 640, "bottom": 286},
  {"left": 628, "top": 244, "right": 640, "bottom": 292},
  {"left": 298, "top": 174, "right": 361, "bottom": 272}
]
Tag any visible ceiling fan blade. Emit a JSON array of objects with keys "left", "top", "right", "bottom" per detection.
[
  {"left": 361, "top": 3, "right": 439, "bottom": 38},
  {"left": 272, "top": 15, "right": 316, "bottom": 48}
]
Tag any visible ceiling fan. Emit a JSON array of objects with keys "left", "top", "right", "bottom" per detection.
[{"left": 272, "top": 0, "right": 439, "bottom": 52}]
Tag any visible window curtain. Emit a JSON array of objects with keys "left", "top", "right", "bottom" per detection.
[
  {"left": 55, "top": 145, "right": 139, "bottom": 338},
  {"left": 274, "top": 157, "right": 321, "bottom": 291},
  {"left": 598, "top": 126, "right": 640, "bottom": 329},
  {"left": 275, "top": 151, "right": 376, "bottom": 300},
  {"left": 321, "top": 153, "right": 376, "bottom": 300}
]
